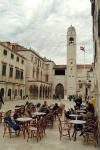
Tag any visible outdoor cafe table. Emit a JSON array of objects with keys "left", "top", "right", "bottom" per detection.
[
  {"left": 33, "top": 112, "right": 46, "bottom": 115},
  {"left": 76, "top": 110, "right": 86, "bottom": 114},
  {"left": 69, "top": 114, "right": 81, "bottom": 120},
  {"left": 16, "top": 117, "right": 32, "bottom": 139},
  {"left": 69, "top": 120, "right": 86, "bottom": 141},
  {"left": 33, "top": 112, "right": 46, "bottom": 120}
]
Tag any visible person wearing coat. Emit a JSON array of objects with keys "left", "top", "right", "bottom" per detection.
[{"left": 0, "top": 93, "right": 4, "bottom": 109}]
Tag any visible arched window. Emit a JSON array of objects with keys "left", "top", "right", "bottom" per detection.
[
  {"left": 69, "top": 37, "right": 74, "bottom": 44},
  {"left": 1, "top": 88, "right": 4, "bottom": 96},
  {"left": 8, "top": 89, "right": 11, "bottom": 96}
]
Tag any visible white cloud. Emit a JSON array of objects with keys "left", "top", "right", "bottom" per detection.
[{"left": 0, "top": 0, "right": 93, "bottom": 65}]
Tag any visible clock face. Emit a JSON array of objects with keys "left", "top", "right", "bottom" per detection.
[{"left": 68, "top": 59, "right": 76, "bottom": 67}]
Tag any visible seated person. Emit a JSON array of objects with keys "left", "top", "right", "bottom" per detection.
[
  {"left": 25, "top": 95, "right": 29, "bottom": 107},
  {"left": 75, "top": 95, "right": 82, "bottom": 109},
  {"left": 13, "top": 109, "right": 20, "bottom": 120},
  {"left": 13, "top": 109, "right": 24, "bottom": 125},
  {"left": 39, "top": 104, "right": 48, "bottom": 112},
  {"left": 42, "top": 101, "right": 48, "bottom": 108},
  {"left": 79, "top": 116, "right": 98, "bottom": 136},
  {"left": 25, "top": 106, "right": 37, "bottom": 119},
  {"left": 53, "top": 103, "right": 59, "bottom": 111},
  {"left": 28, "top": 103, "right": 36, "bottom": 113},
  {"left": 82, "top": 102, "right": 94, "bottom": 121}
]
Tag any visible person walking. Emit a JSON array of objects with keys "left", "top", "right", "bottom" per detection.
[{"left": 0, "top": 93, "right": 4, "bottom": 109}]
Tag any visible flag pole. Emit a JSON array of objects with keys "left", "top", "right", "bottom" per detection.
[{"left": 84, "top": 47, "right": 85, "bottom": 81}]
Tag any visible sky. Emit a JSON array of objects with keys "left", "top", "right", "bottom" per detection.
[{"left": 0, "top": 0, "right": 93, "bottom": 65}]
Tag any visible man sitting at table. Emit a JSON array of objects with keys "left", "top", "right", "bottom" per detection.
[
  {"left": 42, "top": 101, "right": 48, "bottom": 108},
  {"left": 39, "top": 104, "right": 49, "bottom": 113}
]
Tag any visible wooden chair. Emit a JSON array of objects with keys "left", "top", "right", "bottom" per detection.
[
  {"left": 19, "top": 105, "right": 25, "bottom": 117},
  {"left": 53, "top": 108, "right": 62, "bottom": 120},
  {"left": 58, "top": 115, "right": 71, "bottom": 141},
  {"left": 0, "top": 112, "right": 4, "bottom": 123},
  {"left": 3, "top": 110, "right": 20, "bottom": 138},
  {"left": 49, "top": 104, "right": 54, "bottom": 108},
  {"left": 83, "top": 120, "right": 99, "bottom": 147},
  {"left": 27, "top": 118, "right": 43, "bottom": 142},
  {"left": 45, "top": 113, "right": 54, "bottom": 129}
]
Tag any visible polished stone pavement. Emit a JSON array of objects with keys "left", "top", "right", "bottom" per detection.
[{"left": 0, "top": 98, "right": 100, "bottom": 150}]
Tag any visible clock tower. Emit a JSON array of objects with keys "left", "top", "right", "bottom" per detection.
[{"left": 67, "top": 25, "right": 77, "bottom": 96}]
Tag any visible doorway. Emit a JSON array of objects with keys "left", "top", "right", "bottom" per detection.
[{"left": 55, "top": 83, "right": 64, "bottom": 98}]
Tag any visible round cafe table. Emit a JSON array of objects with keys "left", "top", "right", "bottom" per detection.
[
  {"left": 33, "top": 112, "right": 46, "bottom": 120},
  {"left": 69, "top": 120, "right": 86, "bottom": 141},
  {"left": 69, "top": 114, "right": 81, "bottom": 120},
  {"left": 16, "top": 117, "right": 32, "bottom": 139},
  {"left": 33, "top": 112, "right": 46, "bottom": 115},
  {"left": 76, "top": 110, "right": 86, "bottom": 113}
]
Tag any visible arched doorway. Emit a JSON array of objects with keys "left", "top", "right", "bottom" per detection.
[
  {"left": 20, "top": 89, "right": 22, "bottom": 99},
  {"left": 8, "top": 89, "right": 11, "bottom": 99},
  {"left": 55, "top": 83, "right": 64, "bottom": 98}
]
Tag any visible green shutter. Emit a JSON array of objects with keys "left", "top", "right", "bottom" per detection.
[
  {"left": 3, "top": 49, "right": 7, "bottom": 55},
  {"left": 9, "top": 67, "right": 13, "bottom": 77},
  {"left": 2, "top": 64, "right": 6, "bottom": 76},
  {"left": 21, "top": 71, "right": 23, "bottom": 79}
]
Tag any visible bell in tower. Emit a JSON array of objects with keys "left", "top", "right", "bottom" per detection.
[{"left": 69, "top": 37, "right": 74, "bottom": 45}]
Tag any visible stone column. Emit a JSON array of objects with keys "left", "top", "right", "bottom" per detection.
[{"left": 38, "top": 87, "right": 40, "bottom": 99}]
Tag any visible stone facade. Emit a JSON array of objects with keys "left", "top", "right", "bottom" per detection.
[
  {"left": 0, "top": 26, "right": 94, "bottom": 101},
  {"left": 0, "top": 42, "right": 26, "bottom": 101},
  {"left": 90, "top": 0, "right": 100, "bottom": 133}
]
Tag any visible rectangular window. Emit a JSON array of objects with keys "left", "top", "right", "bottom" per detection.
[
  {"left": 21, "top": 60, "right": 24, "bottom": 64},
  {"left": 35, "top": 57, "right": 37, "bottom": 64},
  {"left": 31, "top": 56, "right": 33, "bottom": 62},
  {"left": 2, "top": 64, "right": 6, "bottom": 76},
  {"left": 21, "top": 71, "right": 23, "bottom": 79},
  {"left": 3, "top": 49, "right": 7, "bottom": 55},
  {"left": 15, "top": 69, "right": 20, "bottom": 78},
  {"left": 11, "top": 53, "right": 14, "bottom": 59},
  {"left": 9, "top": 67, "right": 13, "bottom": 77},
  {"left": 45, "top": 74, "right": 48, "bottom": 82},
  {"left": 16, "top": 57, "right": 19, "bottom": 62},
  {"left": 45, "top": 64, "right": 49, "bottom": 69},
  {"left": 55, "top": 69, "right": 65, "bottom": 75}
]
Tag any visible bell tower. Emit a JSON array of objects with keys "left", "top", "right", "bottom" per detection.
[{"left": 66, "top": 25, "right": 77, "bottom": 96}]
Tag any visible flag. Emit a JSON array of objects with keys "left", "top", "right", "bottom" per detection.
[{"left": 80, "top": 46, "right": 85, "bottom": 51}]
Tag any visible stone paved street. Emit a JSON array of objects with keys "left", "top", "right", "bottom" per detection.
[{"left": 0, "top": 99, "right": 100, "bottom": 150}]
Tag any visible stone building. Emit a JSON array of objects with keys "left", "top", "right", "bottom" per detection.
[
  {"left": 90, "top": 0, "right": 100, "bottom": 131},
  {"left": 0, "top": 25, "right": 94, "bottom": 101},
  {"left": 0, "top": 42, "right": 26, "bottom": 101}
]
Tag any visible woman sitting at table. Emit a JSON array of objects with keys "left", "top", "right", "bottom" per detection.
[
  {"left": 24, "top": 105, "right": 37, "bottom": 119},
  {"left": 13, "top": 109, "right": 24, "bottom": 125}
]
